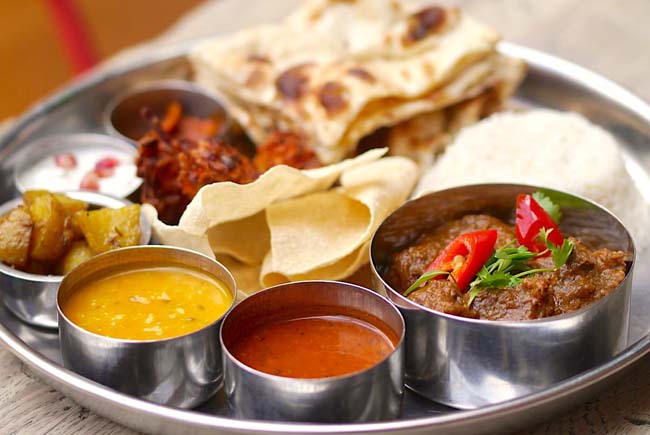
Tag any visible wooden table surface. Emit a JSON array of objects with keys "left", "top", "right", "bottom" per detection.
[{"left": 2, "top": 0, "right": 650, "bottom": 434}]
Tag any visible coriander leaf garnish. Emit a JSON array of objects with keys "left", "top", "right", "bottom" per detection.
[
  {"left": 472, "top": 267, "right": 516, "bottom": 289},
  {"left": 468, "top": 269, "right": 525, "bottom": 306},
  {"left": 466, "top": 243, "right": 554, "bottom": 307},
  {"left": 466, "top": 229, "right": 574, "bottom": 307},
  {"left": 539, "top": 228, "right": 575, "bottom": 269},
  {"left": 493, "top": 245, "right": 539, "bottom": 263},
  {"left": 403, "top": 270, "right": 451, "bottom": 297},
  {"left": 532, "top": 191, "right": 562, "bottom": 224},
  {"left": 467, "top": 286, "right": 482, "bottom": 307},
  {"left": 553, "top": 240, "right": 574, "bottom": 268}
]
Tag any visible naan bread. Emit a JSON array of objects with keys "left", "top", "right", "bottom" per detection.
[{"left": 191, "top": 0, "right": 525, "bottom": 165}]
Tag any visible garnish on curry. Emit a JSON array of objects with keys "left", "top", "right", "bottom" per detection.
[{"left": 386, "top": 192, "right": 628, "bottom": 320}]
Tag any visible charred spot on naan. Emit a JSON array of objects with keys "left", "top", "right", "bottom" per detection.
[
  {"left": 347, "top": 67, "right": 376, "bottom": 84},
  {"left": 276, "top": 64, "right": 312, "bottom": 101},
  {"left": 245, "top": 68, "right": 267, "bottom": 88},
  {"left": 244, "top": 55, "right": 272, "bottom": 87},
  {"left": 318, "top": 82, "right": 349, "bottom": 117},
  {"left": 402, "top": 6, "right": 455, "bottom": 46},
  {"left": 247, "top": 54, "right": 270, "bottom": 63},
  {"left": 421, "top": 60, "right": 435, "bottom": 78}
]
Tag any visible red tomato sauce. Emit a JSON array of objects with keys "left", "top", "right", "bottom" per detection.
[{"left": 228, "top": 314, "right": 397, "bottom": 378}]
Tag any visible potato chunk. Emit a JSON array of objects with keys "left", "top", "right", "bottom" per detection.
[
  {"left": 23, "top": 191, "right": 66, "bottom": 261},
  {"left": 54, "top": 194, "right": 88, "bottom": 215},
  {"left": 0, "top": 206, "right": 33, "bottom": 267},
  {"left": 76, "top": 204, "right": 141, "bottom": 254},
  {"left": 52, "top": 192, "right": 89, "bottom": 245},
  {"left": 56, "top": 241, "right": 94, "bottom": 275}
]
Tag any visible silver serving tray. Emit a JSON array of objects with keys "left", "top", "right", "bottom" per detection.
[{"left": 0, "top": 41, "right": 649, "bottom": 435}]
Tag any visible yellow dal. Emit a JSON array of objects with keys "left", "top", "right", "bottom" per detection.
[{"left": 62, "top": 267, "right": 233, "bottom": 340}]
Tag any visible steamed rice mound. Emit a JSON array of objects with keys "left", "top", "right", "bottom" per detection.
[{"left": 416, "top": 109, "right": 649, "bottom": 245}]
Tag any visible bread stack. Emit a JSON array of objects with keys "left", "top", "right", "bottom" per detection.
[{"left": 191, "top": 0, "right": 525, "bottom": 167}]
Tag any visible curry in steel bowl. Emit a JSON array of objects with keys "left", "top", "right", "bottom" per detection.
[
  {"left": 370, "top": 184, "right": 635, "bottom": 407},
  {"left": 385, "top": 191, "right": 630, "bottom": 320}
]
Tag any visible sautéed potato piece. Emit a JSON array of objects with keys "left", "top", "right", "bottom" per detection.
[
  {"left": 75, "top": 204, "right": 141, "bottom": 254},
  {"left": 53, "top": 193, "right": 89, "bottom": 215},
  {"left": 0, "top": 191, "right": 141, "bottom": 275},
  {"left": 24, "top": 190, "right": 67, "bottom": 261},
  {"left": 56, "top": 240, "right": 94, "bottom": 275},
  {"left": 0, "top": 205, "right": 33, "bottom": 267}
]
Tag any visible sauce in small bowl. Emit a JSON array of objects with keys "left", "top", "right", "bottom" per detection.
[
  {"left": 220, "top": 280, "right": 404, "bottom": 422},
  {"left": 229, "top": 308, "right": 398, "bottom": 379}
]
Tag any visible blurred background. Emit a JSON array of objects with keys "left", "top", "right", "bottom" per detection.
[
  {"left": 1, "top": 0, "right": 649, "bottom": 122},
  {"left": 0, "top": 0, "right": 203, "bottom": 120}
]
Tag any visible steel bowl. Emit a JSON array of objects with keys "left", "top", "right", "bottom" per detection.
[
  {"left": 103, "top": 80, "right": 232, "bottom": 144},
  {"left": 12, "top": 133, "right": 142, "bottom": 200},
  {"left": 370, "top": 184, "right": 635, "bottom": 409},
  {"left": 0, "top": 191, "right": 148, "bottom": 329},
  {"left": 220, "top": 280, "right": 405, "bottom": 422},
  {"left": 57, "top": 245, "right": 237, "bottom": 408}
]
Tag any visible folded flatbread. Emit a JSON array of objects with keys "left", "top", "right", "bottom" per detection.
[{"left": 191, "top": 0, "right": 525, "bottom": 165}]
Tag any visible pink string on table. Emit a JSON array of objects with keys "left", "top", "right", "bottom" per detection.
[{"left": 42, "top": 0, "right": 98, "bottom": 74}]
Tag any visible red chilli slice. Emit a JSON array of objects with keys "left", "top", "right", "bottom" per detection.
[
  {"left": 515, "top": 194, "right": 563, "bottom": 255},
  {"left": 425, "top": 229, "right": 498, "bottom": 292}
]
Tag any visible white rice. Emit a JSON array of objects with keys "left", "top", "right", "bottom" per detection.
[{"left": 415, "top": 109, "right": 650, "bottom": 246}]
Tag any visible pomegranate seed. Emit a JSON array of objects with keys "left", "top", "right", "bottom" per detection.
[
  {"left": 94, "top": 157, "right": 119, "bottom": 178},
  {"left": 80, "top": 172, "right": 100, "bottom": 190},
  {"left": 95, "top": 157, "right": 119, "bottom": 170},
  {"left": 54, "top": 153, "right": 77, "bottom": 169},
  {"left": 95, "top": 167, "right": 115, "bottom": 178}
]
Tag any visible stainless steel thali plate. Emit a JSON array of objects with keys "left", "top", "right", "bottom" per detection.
[{"left": 0, "top": 41, "right": 649, "bottom": 435}]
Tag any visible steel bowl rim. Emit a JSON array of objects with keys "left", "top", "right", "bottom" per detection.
[
  {"left": 369, "top": 182, "right": 637, "bottom": 327},
  {"left": 102, "top": 78, "right": 233, "bottom": 142},
  {"left": 220, "top": 279, "right": 405, "bottom": 384},
  {"left": 57, "top": 244, "right": 238, "bottom": 345}
]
